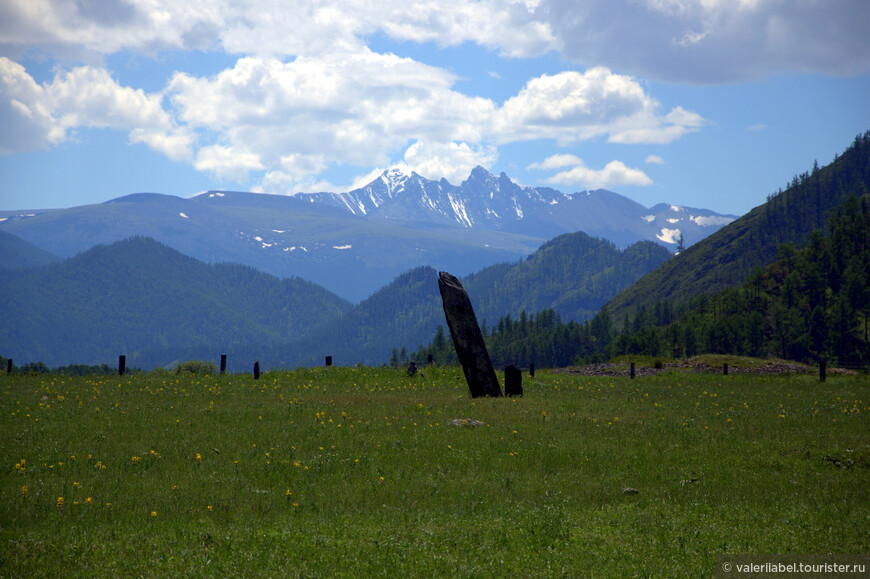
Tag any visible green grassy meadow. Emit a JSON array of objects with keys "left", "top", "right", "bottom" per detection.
[{"left": 2, "top": 365, "right": 868, "bottom": 576}]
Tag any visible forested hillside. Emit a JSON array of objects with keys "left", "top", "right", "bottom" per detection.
[
  {"left": 1, "top": 229, "right": 672, "bottom": 369},
  {"left": 604, "top": 195, "right": 870, "bottom": 366},
  {"left": 262, "top": 266, "right": 442, "bottom": 368},
  {"left": 322, "top": 233, "right": 670, "bottom": 367},
  {"left": 243, "top": 233, "right": 669, "bottom": 368},
  {"left": 465, "top": 233, "right": 671, "bottom": 325},
  {"left": 416, "top": 309, "right": 595, "bottom": 369},
  {"left": 0, "top": 230, "right": 61, "bottom": 270},
  {"left": 417, "top": 194, "right": 870, "bottom": 369},
  {"left": 604, "top": 131, "right": 870, "bottom": 323},
  {"left": 0, "top": 237, "right": 351, "bottom": 367}
]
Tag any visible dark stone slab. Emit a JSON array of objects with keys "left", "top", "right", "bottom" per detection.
[
  {"left": 438, "top": 271, "right": 502, "bottom": 398},
  {"left": 505, "top": 364, "right": 523, "bottom": 397}
]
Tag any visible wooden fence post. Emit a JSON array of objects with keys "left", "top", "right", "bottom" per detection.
[
  {"left": 820, "top": 359, "right": 826, "bottom": 382},
  {"left": 529, "top": 363, "right": 535, "bottom": 378},
  {"left": 723, "top": 363, "right": 728, "bottom": 376},
  {"left": 325, "top": 356, "right": 332, "bottom": 367},
  {"left": 253, "top": 361, "right": 260, "bottom": 380},
  {"left": 220, "top": 354, "right": 227, "bottom": 375},
  {"left": 630, "top": 362, "right": 635, "bottom": 379},
  {"left": 118, "top": 355, "right": 126, "bottom": 376},
  {"left": 6, "top": 359, "right": 11, "bottom": 375}
]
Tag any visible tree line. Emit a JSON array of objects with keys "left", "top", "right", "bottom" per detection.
[{"left": 415, "top": 194, "right": 870, "bottom": 369}]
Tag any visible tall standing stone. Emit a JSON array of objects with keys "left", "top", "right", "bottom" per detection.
[
  {"left": 438, "top": 271, "right": 502, "bottom": 398},
  {"left": 505, "top": 364, "right": 523, "bottom": 397}
]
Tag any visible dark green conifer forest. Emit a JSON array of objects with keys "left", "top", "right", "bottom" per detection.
[{"left": 416, "top": 132, "right": 870, "bottom": 370}]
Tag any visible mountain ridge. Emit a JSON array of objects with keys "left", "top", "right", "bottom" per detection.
[
  {"left": 0, "top": 237, "right": 351, "bottom": 368},
  {"left": 293, "top": 165, "right": 735, "bottom": 245},
  {"left": 0, "top": 166, "right": 734, "bottom": 302},
  {"left": 0, "top": 229, "right": 61, "bottom": 270},
  {"left": 0, "top": 229, "right": 669, "bottom": 370},
  {"left": 602, "top": 130, "right": 870, "bottom": 324}
]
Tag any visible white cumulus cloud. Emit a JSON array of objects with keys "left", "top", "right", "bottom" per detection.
[
  {"left": 403, "top": 141, "right": 499, "bottom": 184},
  {"left": 2, "top": 2, "right": 758, "bottom": 194},
  {"left": 496, "top": 69, "right": 704, "bottom": 145},
  {"left": 0, "top": 57, "right": 189, "bottom": 157},
  {"left": 527, "top": 154, "right": 584, "bottom": 171},
  {"left": 2, "top": 51, "right": 701, "bottom": 194},
  {"left": 542, "top": 0, "right": 870, "bottom": 82},
  {"left": 530, "top": 155, "right": 652, "bottom": 188},
  {"left": 194, "top": 144, "right": 265, "bottom": 183},
  {"left": 1, "top": 0, "right": 866, "bottom": 84}
]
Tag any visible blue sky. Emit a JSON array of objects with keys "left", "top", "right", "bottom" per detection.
[{"left": 1, "top": 1, "right": 869, "bottom": 216}]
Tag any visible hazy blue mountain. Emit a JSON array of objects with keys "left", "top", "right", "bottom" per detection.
[
  {"left": 0, "top": 224, "right": 669, "bottom": 369},
  {"left": 0, "top": 229, "right": 61, "bottom": 269},
  {"left": 297, "top": 165, "right": 736, "bottom": 246},
  {"left": 0, "top": 190, "right": 542, "bottom": 302},
  {"left": 260, "top": 266, "right": 444, "bottom": 368},
  {"left": 0, "top": 167, "right": 733, "bottom": 301},
  {"left": 258, "top": 232, "right": 672, "bottom": 368},
  {"left": 0, "top": 237, "right": 351, "bottom": 367}
]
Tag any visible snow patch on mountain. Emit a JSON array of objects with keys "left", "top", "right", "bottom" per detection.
[
  {"left": 448, "top": 194, "right": 473, "bottom": 228},
  {"left": 381, "top": 167, "right": 410, "bottom": 195},
  {"left": 288, "top": 165, "right": 736, "bottom": 249}
]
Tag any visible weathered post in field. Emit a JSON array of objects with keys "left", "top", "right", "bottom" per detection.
[
  {"left": 220, "top": 354, "right": 227, "bottom": 375},
  {"left": 630, "top": 362, "right": 635, "bottom": 379},
  {"left": 118, "top": 355, "right": 126, "bottom": 376},
  {"left": 6, "top": 359, "right": 12, "bottom": 375},
  {"left": 529, "top": 363, "right": 535, "bottom": 378},
  {"left": 325, "top": 356, "right": 332, "bottom": 367},
  {"left": 253, "top": 360, "right": 260, "bottom": 380},
  {"left": 723, "top": 363, "right": 728, "bottom": 376},
  {"left": 427, "top": 354, "right": 433, "bottom": 365},
  {"left": 505, "top": 365, "right": 523, "bottom": 397},
  {"left": 437, "top": 271, "right": 502, "bottom": 398},
  {"left": 820, "top": 359, "right": 827, "bottom": 382}
]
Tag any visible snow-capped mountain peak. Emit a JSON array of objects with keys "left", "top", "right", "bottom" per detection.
[
  {"left": 380, "top": 167, "right": 411, "bottom": 195},
  {"left": 462, "top": 165, "right": 501, "bottom": 193},
  {"left": 292, "top": 167, "right": 736, "bottom": 246}
]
